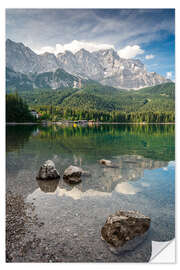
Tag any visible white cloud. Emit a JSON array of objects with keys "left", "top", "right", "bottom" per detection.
[
  {"left": 166, "top": 72, "right": 172, "bottom": 79},
  {"left": 145, "top": 54, "right": 155, "bottom": 60},
  {"left": 35, "top": 40, "right": 114, "bottom": 55},
  {"left": 35, "top": 46, "right": 55, "bottom": 54},
  {"left": 118, "top": 45, "right": 144, "bottom": 59}
]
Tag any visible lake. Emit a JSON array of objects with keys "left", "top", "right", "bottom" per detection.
[{"left": 6, "top": 124, "right": 175, "bottom": 262}]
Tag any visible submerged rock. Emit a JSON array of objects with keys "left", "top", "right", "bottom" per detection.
[
  {"left": 99, "top": 159, "right": 118, "bottom": 168},
  {"left": 101, "top": 210, "right": 151, "bottom": 253},
  {"left": 36, "top": 160, "right": 60, "bottom": 180},
  {"left": 63, "top": 165, "right": 82, "bottom": 184}
]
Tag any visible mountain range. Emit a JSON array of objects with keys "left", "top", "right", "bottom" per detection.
[
  {"left": 6, "top": 39, "right": 170, "bottom": 90},
  {"left": 6, "top": 67, "right": 89, "bottom": 91}
]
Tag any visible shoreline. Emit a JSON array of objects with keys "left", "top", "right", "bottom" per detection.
[
  {"left": 6, "top": 122, "right": 39, "bottom": 125},
  {"left": 6, "top": 121, "right": 175, "bottom": 125}
]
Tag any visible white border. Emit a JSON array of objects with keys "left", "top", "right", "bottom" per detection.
[{"left": 0, "top": 1, "right": 179, "bottom": 268}]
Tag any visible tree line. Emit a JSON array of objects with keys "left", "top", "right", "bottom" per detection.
[
  {"left": 6, "top": 92, "right": 36, "bottom": 122},
  {"left": 6, "top": 92, "right": 175, "bottom": 123},
  {"left": 32, "top": 105, "right": 175, "bottom": 123}
]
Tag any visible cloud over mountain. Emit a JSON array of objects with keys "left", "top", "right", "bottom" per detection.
[
  {"left": 6, "top": 9, "right": 175, "bottom": 81},
  {"left": 35, "top": 40, "right": 115, "bottom": 55},
  {"left": 118, "top": 45, "right": 144, "bottom": 59},
  {"left": 6, "top": 39, "right": 170, "bottom": 90}
]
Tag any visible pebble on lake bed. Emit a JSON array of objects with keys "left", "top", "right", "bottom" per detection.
[
  {"left": 36, "top": 160, "right": 60, "bottom": 180},
  {"left": 101, "top": 210, "right": 151, "bottom": 253}
]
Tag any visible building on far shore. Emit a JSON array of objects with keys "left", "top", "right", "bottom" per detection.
[
  {"left": 30, "top": 110, "right": 39, "bottom": 119},
  {"left": 88, "top": 120, "right": 95, "bottom": 126}
]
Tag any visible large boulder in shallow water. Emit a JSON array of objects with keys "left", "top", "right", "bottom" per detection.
[
  {"left": 36, "top": 160, "right": 60, "bottom": 180},
  {"left": 63, "top": 165, "right": 83, "bottom": 184},
  {"left": 101, "top": 210, "right": 151, "bottom": 253}
]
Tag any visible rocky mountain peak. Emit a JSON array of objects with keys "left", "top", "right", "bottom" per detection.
[
  {"left": 6, "top": 39, "right": 170, "bottom": 89},
  {"left": 57, "top": 50, "right": 74, "bottom": 57},
  {"left": 75, "top": 48, "right": 92, "bottom": 57},
  {"left": 40, "top": 52, "right": 55, "bottom": 57}
]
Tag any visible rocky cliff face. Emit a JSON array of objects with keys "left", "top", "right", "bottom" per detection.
[
  {"left": 6, "top": 39, "right": 169, "bottom": 89},
  {"left": 6, "top": 39, "right": 59, "bottom": 74},
  {"left": 6, "top": 67, "right": 80, "bottom": 90},
  {"left": 6, "top": 67, "right": 33, "bottom": 91}
]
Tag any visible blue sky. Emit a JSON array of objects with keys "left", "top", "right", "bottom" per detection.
[{"left": 6, "top": 9, "right": 175, "bottom": 80}]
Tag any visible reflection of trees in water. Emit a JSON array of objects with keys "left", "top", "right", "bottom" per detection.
[
  {"left": 37, "top": 123, "right": 175, "bottom": 138},
  {"left": 6, "top": 124, "right": 175, "bottom": 162},
  {"left": 6, "top": 124, "right": 174, "bottom": 262},
  {"left": 27, "top": 124, "right": 175, "bottom": 162},
  {"left": 6, "top": 125, "right": 38, "bottom": 152},
  {"left": 6, "top": 125, "right": 40, "bottom": 188},
  {"left": 6, "top": 124, "right": 174, "bottom": 195}
]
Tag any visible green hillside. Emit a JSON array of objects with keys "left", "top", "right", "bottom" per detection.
[
  {"left": 7, "top": 80, "right": 175, "bottom": 123},
  {"left": 6, "top": 65, "right": 175, "bottom": 115},
  {"left": 18, "top": 82, "right": 175, "bottom": 113}
]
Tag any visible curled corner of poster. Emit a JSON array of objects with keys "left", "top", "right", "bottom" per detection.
[{"left": 150, "top": 239, "right": 175, "bottom": 263}]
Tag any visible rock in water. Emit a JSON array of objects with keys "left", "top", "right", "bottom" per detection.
[
  {"left": 99, "top": 159, "right": 118, "bottom": 168},
  {"left": 101, "top": 210, "right": 151, "bottom": 253},
  {"left": 36, "top": 160, "right": 60, "bottom": 180},
  {"left": 63, "top": 165, "right": 82, "bottom": 184}
]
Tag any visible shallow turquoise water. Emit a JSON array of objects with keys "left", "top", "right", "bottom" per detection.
[{"left": 6, "top": 124, "right": 175, "bottom": 262}]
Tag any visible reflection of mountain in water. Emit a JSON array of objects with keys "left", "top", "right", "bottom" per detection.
[
  {"left": 35, "top": 155, "right": 162, "bottom": 196},
  {"left": 6, "top": 124, "right": 174, "bottom": 262},
  {"left": 7, "top": 152, "right": 169, "bottom": 197},
  {"left": 116, "top": 155, "right": 168, "bottom": 170},
  {"left": 6, "top": 124, "right": 173, "bottom": 197},
  {"left": 27, "top": 159, "right": 175, "bottom": 257},
  {"left": 58, "top": 155, "right": 168, "bottom": 194}
]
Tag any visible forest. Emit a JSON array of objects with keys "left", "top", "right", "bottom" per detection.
[
  {"left": 29, "top": 105, "right": 174, "bottom": 123},
  {"left": 6, "top": 92, "right": 36, "bottom": 122},
  {"left": 6, "top": 82, "right": 175, "bottom": 123}
]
